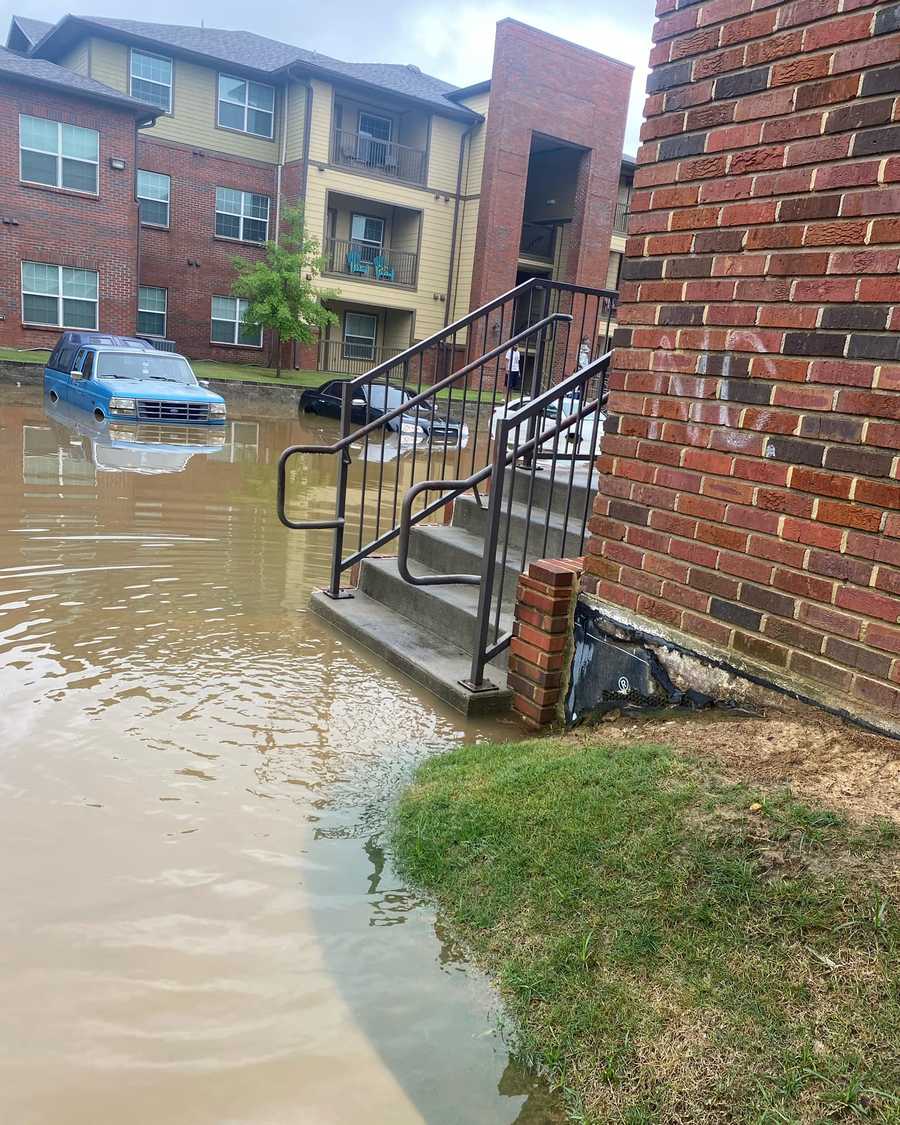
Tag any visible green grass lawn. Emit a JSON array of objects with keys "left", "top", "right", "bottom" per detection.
[
  {"left": 393, "top": 737, "right": 900, "bottom": 1124},
  {"left": 0, "top": 347, "right": 492, "bottom": 403}
]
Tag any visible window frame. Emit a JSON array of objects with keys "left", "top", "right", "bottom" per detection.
[
  {"left": 137, "top": 285, "right": 168, "bottom": 338},
  {"left": 21, "top": 262, "right": 99, "bottom": 331},
  {"left": 129, "top": 48, "right": 173, "bottom": 114},
  {"left": 350, "top": 213, "right": 385, "bottom": 251},
  {"left": 342, "top": 311, "right": 378, "bottom": 361},
  {"left": 216, "top": 73, "right": 275, "bottom": 140},
  {"left": 215, "top": 187, "right": 271, "bottom": 244},
  {"left": 136, "top": 169, "right": 171, "bottom": 228},
  {"left": 19, "top": 114, "right": 99, "bottom": 195},
  {"left": 210, "top": 295, "right": 262, "bottom": 349}
]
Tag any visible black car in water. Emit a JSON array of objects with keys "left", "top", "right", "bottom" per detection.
[{"left": 299, "top": 380, "right": 465, "bottom": 445}]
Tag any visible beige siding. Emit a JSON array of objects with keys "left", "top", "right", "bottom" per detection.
[
  {"left": 88, "top": 36, "right": 281, "bottom": 162},
  {"left": 391, "top": 209, "right": 419, "bottom": 255},
  {"left": 427, "top": 115, "right": 465, "bottom": 194},
  {"left": 459, "top": 91, "right": 489, "bottom": 196},
  {"left": 60, "top": 41, "right": 90, "bottom": 75},
  {"left": 381, "top": 309, "right": 415, "bottom": 350},
  {"left": 451, "top": 197, "right": 479, "bottom": 321},
  {"left": 307, "top": 79, "right": 333, "bottom": 164},
  {"left": 284, "top": 81, "right": 307, "bottom": 163},
  {"left": 606, "top": 251, "right": 622, "bottom": 290}
]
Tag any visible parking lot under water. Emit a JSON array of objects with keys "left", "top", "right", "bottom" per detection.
[{"left": 0, "top": 383, "right": 563, "bottom": 1124}]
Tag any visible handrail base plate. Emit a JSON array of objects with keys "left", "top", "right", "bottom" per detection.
[
  {"left": 321, "top": 589, "right": 355, "bottom": 600},
  {"left": 458, "top": 678, "right": 501, "bottom": 694}
]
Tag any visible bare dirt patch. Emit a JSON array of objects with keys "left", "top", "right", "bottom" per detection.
[{"left": 571, "top": 707, "right": 900, "bottom": 825}]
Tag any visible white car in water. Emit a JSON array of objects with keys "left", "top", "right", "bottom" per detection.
[{"left": 490, "top": 392, "right": 606, "bottom": 460}]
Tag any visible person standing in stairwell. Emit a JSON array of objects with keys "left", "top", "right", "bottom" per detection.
[{"left": 505, "top": 344, "right": 521, "bottom": 391}]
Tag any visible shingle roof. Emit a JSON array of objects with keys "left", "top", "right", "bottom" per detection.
[
  {"left": 30, "top": 15, "right": 481, "bottom": 119},
  {"left": 10, "top": 15, "right": 53, "bottom": 46},
  {"left": 0, "top": 43, "right": 160, "bottom": 114}
]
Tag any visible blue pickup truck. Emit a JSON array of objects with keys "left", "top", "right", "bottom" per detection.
[{"left": 44, "top": 332, "right": 226, "bottom": 424}]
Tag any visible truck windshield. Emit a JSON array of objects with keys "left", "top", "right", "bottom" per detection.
[{"left": 95, "top": 353, "right": 198, "bottom": 385}]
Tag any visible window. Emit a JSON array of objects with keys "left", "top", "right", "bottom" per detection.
[
  {"left": 217, "top": 74, "right": 274, "bottom": 138},
  {"left": 358, "top": 112, "right": 392, "bottom": 167},
  {"left": 138, "top": 286, "right": 167, "bottom": 337},
  {"left": 215, "top": 187, "right": 270, "bottom": 243},
  {"left": 130, "top": 49, "right": 172, "bottom": 112},
  {"left": 136, "top": 169, "right": 171, "bottom": 227},
  {"left": 21, "top": 262, "right": 98, "bottom": 329},
  {"left": 211, "top": 296, "right": 261, "bottom": 347},
  {"left": 350, "top": 214, "right": 384, "bottom": 267},
  {"left": 19, "top": 115, "right": 98, "bottom": 193},
  {"left": 343, "top": 312, "right": 377, "bottom": 361}
]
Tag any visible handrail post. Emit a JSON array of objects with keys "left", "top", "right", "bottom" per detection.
[
  {"left": 462, "top": 425, "right": 509, "bottom": 692},
  {"left": 325, "top": 382, "right": 354, "bottom": 599},
  {"left": 521, "top": 323, "right": 547, "bottom": 472}
]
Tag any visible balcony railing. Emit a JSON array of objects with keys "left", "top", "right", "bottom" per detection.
[
  {"left": 324, "top": 237, "right": 418, "bottom": 287},
  {"left": 519, "top": 221, "right": 557, "bottom": 261},
  {"left": 318, "top": 340, "right": 405, "bottom": 377},
  {"left": 613, "top": 200, "right": 630, "bottom": 234},
  {"left": 331, "top": 129, "right": 427, "bottom": 185}
]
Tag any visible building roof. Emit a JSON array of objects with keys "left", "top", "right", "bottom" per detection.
[
  {"left": 8, "top": 15, "right": 53, "bottom": 48},
  {"left": 0, "top": 42, "right": 161, "bottom": 117},
  {"left": 25, "top": 14, "right": 481, "bottom": 121}
]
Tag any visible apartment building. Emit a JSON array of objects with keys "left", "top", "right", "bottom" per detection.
[{"left": 2, "top": 14, "right": 632, "bottom": 371}]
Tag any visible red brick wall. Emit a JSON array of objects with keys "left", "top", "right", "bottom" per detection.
[
  {"left": 469, "top": 20, "right": 633, "bottom": 309},
  {"left": 137, "top": 136, "right": 281, "bottom": 361},
  {"left": 509, "top": 558, "right": 583, "bottom": 728},
  {"left": 586, "top": 0, "right": 900, "bottom": 728},
  {"left": 0, "top": 81, "right": 141, "bottom": 349}
]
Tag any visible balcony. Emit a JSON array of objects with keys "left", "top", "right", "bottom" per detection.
[
  {"left": 330, "top": 129, "right": 427, "bottom": 186},
  {"left": 614, "top": 200, "right": 630, "bottom": 234},
  {"left": 318, "top": 339, "right": 405, "bottom": 377},
  {"left": 519, "top": 221, "right": 557, "bottom": 262},
  {"left": 324, "top": 237, "right": 418, "bottom": 288}
]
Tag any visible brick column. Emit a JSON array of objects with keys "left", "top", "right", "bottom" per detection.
[
  {"left": 585, "top": 0, "right": 900, "bottom": 729},
  {"left": 509, "top": 558, "right": 583, "bottom": 728}
]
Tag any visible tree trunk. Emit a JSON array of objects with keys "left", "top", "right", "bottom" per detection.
[{"left": 275, "top": 330, "right": 282, "bottom": 378}]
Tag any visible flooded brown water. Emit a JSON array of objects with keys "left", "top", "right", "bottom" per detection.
[{"left": 0, "top": 384, "right": 561, "bottom": 1125}]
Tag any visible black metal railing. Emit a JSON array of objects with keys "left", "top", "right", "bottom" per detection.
[
  {"left": 277, "top": 277, "right": 617, "bottom": 601},
  {"left": 396, "top": 352, "right": 611, "bottom": 690},
  {"left": 519, "top": 221, "right": 557, "bottom": 261},
  {"left": 331, "top": 128, "right": 427, "bottom": 185},
  {"left": 324, "top": 237, "right": 418, "bottom": 287},
  {"left": 318, "top": 340, "right": 405, "bottom": 377},
  {"left": 614, "top": 199, "right": 630, "bottom": 233}
]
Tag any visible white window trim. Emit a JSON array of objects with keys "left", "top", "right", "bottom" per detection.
[
  {"left": 210, "top": 296, "right": 262, "bottom": 349},
  {"left": 136, "top": 169, "right": 171, "bottom": 228},
  {"left": 129, "top": 48, "right": 173, "bottom": 114},
  {"left": 19, "top": 114, "right": 99, "bottom": 195},
  {"left": 21, "top": 262, "right": 99, "bottom": 330},
  {"left": 215, "top": 188, "right": 270, "bottom": 244},
  {"left": 137, "top": 286, "right": 167, "bottom": 338},
  {"left": 217, "top": 73, "right": 275, "bottom": 139}
]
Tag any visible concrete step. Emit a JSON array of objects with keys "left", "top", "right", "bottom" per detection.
[
  {"left": 407, "top": 522, "right": 524, "bottom": 603},
  {"left": 506, "top": 463, "right": 597, "bottom": 520},
  {"left": 453, "top": 493, "right": 589, "bottom": 561},
  {"left": 310, "top": 589, "right": 511, "bottom": 716},
  {"left": 359, "top": 555, "right": 513, "bottom": 665}
]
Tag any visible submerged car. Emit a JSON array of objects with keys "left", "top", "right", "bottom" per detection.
[
  {"left": 44, "top": 397, "right": 226, "bottom": 475},
  {"left": 43, "top": 333, "right": 226, "bottom": 424},
  {"left": 491, "top": 392, "right": 606, "bottom": 459},
  {"left": 300, "top": 379, "right": 466, "bottom": 446}
]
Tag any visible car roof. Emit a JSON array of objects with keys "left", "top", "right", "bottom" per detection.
[{"left": 57, "top": 331, "right": 156, "bottom": 351}]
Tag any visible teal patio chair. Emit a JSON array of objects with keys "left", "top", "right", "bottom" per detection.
[
  {"left": 374, "top": 255, "right": 395, "bottom": 281},
  {"left": 346, "top": 249, "right": 370, "bottom": 276}
]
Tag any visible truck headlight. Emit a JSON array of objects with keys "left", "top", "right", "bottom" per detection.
[
  {"left": 108, "top": 397, "right": 136, "bottom": 415},
  {"left": 209, "top": 402, "right": 227, "bottom": 417}
]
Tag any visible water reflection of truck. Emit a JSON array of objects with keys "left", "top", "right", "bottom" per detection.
[{"left": 44, "top": 397, "right": 225, "bottom": 475}]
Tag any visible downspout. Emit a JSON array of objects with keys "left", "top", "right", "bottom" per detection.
[
  {"left": 274, "top": 84, "right": 288, "bottom": 243},
  {"left": 444, "top": 119, "right": 479, "bottom": 327}
]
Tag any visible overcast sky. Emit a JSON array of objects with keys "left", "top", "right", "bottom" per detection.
[{"left": 3, "top": 0, "right": 654, "bottom": 153}]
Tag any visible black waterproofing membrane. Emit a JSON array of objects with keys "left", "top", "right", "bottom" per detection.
[{"left": 566, "top": 602, "right": 723, "bottom": 725}]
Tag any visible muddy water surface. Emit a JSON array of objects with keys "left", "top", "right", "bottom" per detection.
[{"left": 0, "top": 385, "right": 560, "bottom": 1125}]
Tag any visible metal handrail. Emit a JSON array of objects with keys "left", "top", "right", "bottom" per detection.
[
  {"left": 395, "top": 351, "right": 612, "bottom": 688},
  {"left": 277, "top": 313, "right": 573, "bottom": 552}
]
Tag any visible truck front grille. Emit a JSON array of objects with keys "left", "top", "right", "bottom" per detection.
[{"left": 137, "top": 400, "right": 211, "bottom": 423}]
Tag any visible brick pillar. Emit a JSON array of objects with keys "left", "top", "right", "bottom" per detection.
[
  {"left": 509, "top": 558, "right": 584, "bottom": 728},
  {"left": 585, "top": 0, "right": 900, "bottom": 730}
]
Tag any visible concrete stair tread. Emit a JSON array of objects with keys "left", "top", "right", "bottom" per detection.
[
  {"left": 454, "top": 492, "right": 590, "bottom": 549},
  {"left": 364, "top": 555, "right": 515, "bottom": 626},
  {"left": 310, "top": 589, "right": 511, "bottom": 717}
]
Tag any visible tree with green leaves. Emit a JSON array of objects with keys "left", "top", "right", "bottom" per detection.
[{"left": 230, "top": 205, "right": 338, "bottom": 376}]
